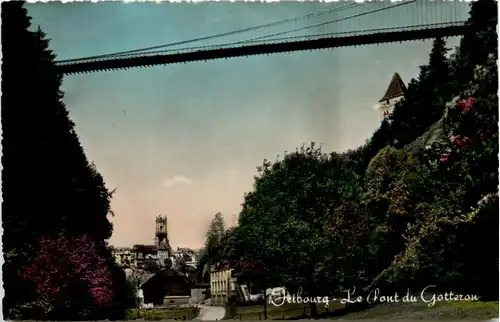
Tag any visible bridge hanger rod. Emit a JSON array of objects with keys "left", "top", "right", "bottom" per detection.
[
  {"left": 56, "top": 2, "right": 364, "bottom": 63},
  {"left": 233, "top": 0, "right": 417, "bottom": 44},
  {"left": 75, "top": 0, "right": 417, "bottom": 60}
]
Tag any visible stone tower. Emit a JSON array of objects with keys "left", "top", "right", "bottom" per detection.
[
  {"left": 378, "top": 72, "right": 407, "bottom": 120},
  {"left": 155, "top": 215, "right": 171, "bottom": 253}
]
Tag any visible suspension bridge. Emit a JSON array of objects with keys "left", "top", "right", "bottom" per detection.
[{"left": 55, "top": 0, "right": 470, "bottom": 75}]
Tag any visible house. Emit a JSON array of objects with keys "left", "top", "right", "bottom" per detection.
[
  {"left": 210, "top": 268, "right": 237, "bottom": 306},
  {"left": 171, "top": 247, "right": 199, "bottom": 270},
  {"left": 141, "top": 268, "right": 192, "bottom": 306},
  {"left": 125, "top": 268, "right": 155, "bottom": 287},
  {"left": 133, "top": 244, "right": 158, "bottom": 269},
  {"left": 111, "top": 247, "right": 136, "bottom": 268},
  {"left": 377, "top": 72, "right": 407, "bottom": 120}
]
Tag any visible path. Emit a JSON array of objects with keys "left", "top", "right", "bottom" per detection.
[{"left": 195, "top": 304, "right": 226, "bottom": 320}]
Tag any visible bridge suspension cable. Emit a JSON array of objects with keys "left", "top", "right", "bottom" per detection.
[
  {"left": 75, "top": 0, "right": 417, "bottom": 61},
  {"left": 57, "top": 2, "right": 365, "bottom": 63},
  {"left": 234, "top": 0, "right": 417, "bottom": 44}
]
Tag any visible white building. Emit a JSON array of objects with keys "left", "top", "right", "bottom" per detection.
[
  {"left": 137, "top": 288, "right": 144, "bottom": 308},
  {"left": 377, "top": 72, "right": 407, "bottom": 120},
  {"left": 210, "top": 268, "right": 237, "bottom": 306}
]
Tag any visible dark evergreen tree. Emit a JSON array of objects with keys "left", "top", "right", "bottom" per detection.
[
  {"left": 368, "top": 118, "right": 392, "bottom": 154},
  {"left": 388, "top": 78, "right": 420, "bottom": 147},
  {"left": 2, "top": 2, "right": 43, "bottom": 316},
  {"left": 452, "top": 0, "right": 498, "bottom": 92},
  {"left": 391, "top": 0, "right": 498, "bottom": 148},
  {"left": 426, "top": 37, "right": 453, "bottom": 104},
  {"left": 2, "top": 2, "right": 133, "bottom": 319},
  {"left": 389, "top": 37, "right": 452, "bottom": 148}
]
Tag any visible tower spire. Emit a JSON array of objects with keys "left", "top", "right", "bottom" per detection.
[
  {"left": 377, "top": 72, "right": 407, "bottom": 120},
  {"left": 379, "top": 72, "right": 407, "bottom": 103}
]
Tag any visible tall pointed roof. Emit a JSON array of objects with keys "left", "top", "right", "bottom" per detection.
[{"left": 379, "top": 72, "right": 407, "bottom": 102}]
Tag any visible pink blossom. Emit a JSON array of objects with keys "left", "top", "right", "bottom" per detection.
[
  {"left": 456, "top": 97, "right": 475, "bottom": 113},
  {"left": 90, "top": 286, "right": 113, "bottom": 307},
  {"left": 449, "top": 135, "right": 473, "bottom": 150},
  {"left": 440, "top": 153, "right": 449, "bottom": 163},
  {"left": 22, "top": 236, "right": 114, "bottom": 307},
  {"left": 457, "top": 137, "right": 472, "bottom": 150}
]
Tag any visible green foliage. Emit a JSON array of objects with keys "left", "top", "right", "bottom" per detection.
[
  {"left": 230, "top": 143, "right": 368, "bottom": 296},
  {"left": 452, "top": 0, "right": 498, "bottom": 93},
  {"left": 214, "top": 0, "right": 499, "bottom": 306},
  {"left": 2, "top": 1, "right": 134, "bottom": 319},
  {"left": 389, "top": 37, "right": 453, "bottom": 148},
  {"left": 125, "top": 307, "right": 200, "bottom": 321},
  {"left": 206, "top": 212, "right": 226, "bottom": 254},
  {"left": 197, "top": 212, "right": 228, "bottom": 281}
]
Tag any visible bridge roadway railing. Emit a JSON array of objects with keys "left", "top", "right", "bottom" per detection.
[{"left": 55, "top": 22, "right": 467, "bottom": 75}]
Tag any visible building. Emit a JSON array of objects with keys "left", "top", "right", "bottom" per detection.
[
  {"left": 133, "top": 244, "right": 158, "bottom": 269},
  {"left": 210, "top": 268, "right": 237, "bottom": 306},
  {"left": 124, "top": 214, "right": 173, "bottom": 270},
  {"left": 125, "top": 268, "right": 155, "bottom": 287},
  {"left": 141, "top": 268, "right": 192, "bottom": 306},
  {"left": 112, "top": 215, "right": 201, "bottom": 279},
  {"left": 171, "top": 247, "right": 199, "bottom": 270},
  {"left": 111, "top": 247, "right": 136, "bottom": 268},
  {"left": 377, "top": 72, "right": 407, "bottom": 120},
  {"left": 155, "top": 215, "right": 172, "bottom": 265}
]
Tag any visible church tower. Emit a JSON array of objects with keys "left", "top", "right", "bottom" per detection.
[
  {"left": 155, "top": 215, "right": 171, "bottom": 254},
  {"left": 378, "top": 72, "right": 407, "bottom": 120}
]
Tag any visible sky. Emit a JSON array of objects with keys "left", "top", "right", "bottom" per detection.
[{"left": 26, "top": 1, "right": 470, "bottom": 249}]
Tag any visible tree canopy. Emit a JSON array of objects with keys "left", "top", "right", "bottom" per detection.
[
  {"left": 207, "top": 0, "right": 499, "bottom": 314},
  {"left": 2, "top": 1, "right": 135, "bottom": 319}
]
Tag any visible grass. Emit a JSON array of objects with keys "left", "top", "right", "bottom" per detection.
[
  {"left": 226, "top": 299, "right": 344, "bottom": 320},
  {"left": 125, "top": 307, "right": 200, "bottom": 320},
  {"left": 331, "top": 300, "right": 499, "bottom": 320},
  {"left": 226, "top": 299, "right": 499, "bottom": 320}
]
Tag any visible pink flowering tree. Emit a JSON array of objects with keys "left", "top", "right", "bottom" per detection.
[
  {"left": 396, "top": 84, "right": 498, "bottom": 296},
  {"left": 22, "top": 236, "right": 114, "bottom": 319},
  {"left": 434, "top": 94, "right": 497, "bottom": 171},
  {"left": 423, "top": 55, "right": 498, "bottom": 218}
]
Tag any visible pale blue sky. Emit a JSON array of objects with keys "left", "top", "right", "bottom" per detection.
[{"left": 26, "top": 1, "right": 470, "bottom": 249}]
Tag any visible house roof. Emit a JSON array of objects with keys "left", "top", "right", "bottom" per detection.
[
  {"left": 126, "top": 268, "right": 156, "bottom": 285},
  {"left": 379, "top": 73, "right": 407, "bottom": 102},
  {"left": 133, "top": 244, "right": 158, "bottom": 252},
  {"left": 141, "top": 268, "right": 192, "bottom": 290}
]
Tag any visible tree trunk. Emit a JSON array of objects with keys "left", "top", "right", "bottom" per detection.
[
  {"left": 309, "top": 301, "right": 318, "bottom": 318},
  {"left": 307, "top": 279, "right": 319, "bottom": 318}
]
